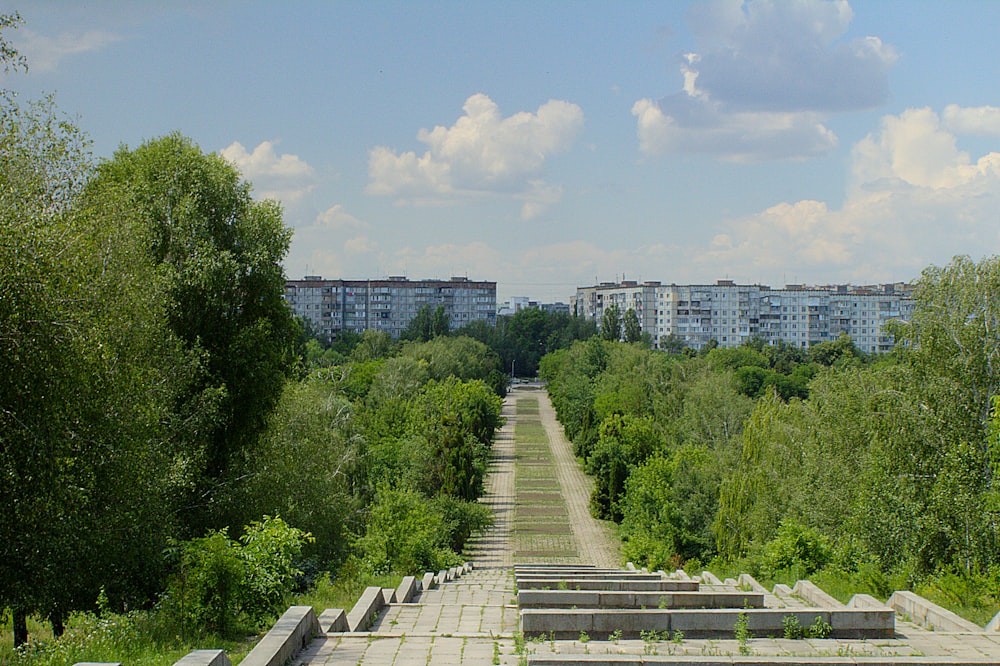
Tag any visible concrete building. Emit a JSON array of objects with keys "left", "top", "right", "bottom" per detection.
[
  {"left": 285, "top": 276, "right": 496, "bottom": 339},
  {"left": 574, "top": 279, "right": 915, "bottom": 354}
]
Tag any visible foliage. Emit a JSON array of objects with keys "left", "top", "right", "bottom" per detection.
[
  {"left": 622, "top": 308, "right": 642, "bottom": 343},
  {"left": 402, "top": 304, "right": 450, "bottom": 341},
  {"left": 760, "top": 520, "right": 832, "bottom": 578},
  {"left": 352, "top": 486, "right": 460, "bottom": 576},
  {"left": 600, "top": 304, "right": 622, "bottom": 341},
  {"left": 165, "top": 517, "right": 311, "bottom": 634}
]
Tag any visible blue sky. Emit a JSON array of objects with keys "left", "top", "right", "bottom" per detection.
[{"left": 6, "top": 1, "right": 1000, "bottom": 302}]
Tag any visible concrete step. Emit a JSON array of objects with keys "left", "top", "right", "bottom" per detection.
[
  {"left": 519, "top": 607, "right": 895, "bottom": 640},
  {"left": 517, "top": 589, "right": 765, "bottom": 609},
  {"left": 516, "top": 578, "right": 698, "bottom": 592}
]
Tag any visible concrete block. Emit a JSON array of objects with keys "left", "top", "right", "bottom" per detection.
[
  {"left": 699, "top": 571, "right": 722, "bottom": 585},
  {"left": 516, "top": 572, "right": 663, "bottom": 581},
  {"left": 793, "top": 579, "right": 844, "bottom": 607},
  {"left": 240, "top": 606, "right": 320, "bottom": 666},
  {"left": 515, "top": 578, "right": 698, "bottom": 592},
  {"left": 517, "top": 589, "right": 764, "bottom": 609},
  {"left": 987, "top": 607, "right": 1000, "bottom": 632},
  {"left": 380, "top": 587, "right": 396, "bottom": 605},
  {"left": 848, "top": 593, "right": 889, "bottom": 610},
  {"left": 174, "top": 651, "right": 231, "bottom": 666},
  {"left": 737, "top": 573, "right": 767, "bottom": 593},
  {"left": 673, "top": 569, "right": 691, "bottom": 581},
  {"left": 625, "top": 561, "right": 637, "bottom": 570},
  {"left": 888, "top": 590, "right": 982, "bottom": 632},
  {"left": 346, "top": 586, "right": 385, "bottom": 632},
  {"left": 421, "top": 572, "right": 435, "bottom": 591},
  {"left": 74, "top": 663, "right": 124, "bottom": 666},
  {"left": 395, "top": 575, "right": 418, "bottom": 603},
  {"left": 435, "top": 569, "right": 449, "bottom": 584},
  {"left": 318, "top": 608, "right": 348, "bottom": 633}
]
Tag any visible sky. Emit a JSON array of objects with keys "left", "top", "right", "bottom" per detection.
[{"left": 5, "top": 0, "right": 1000, "bottom": 303}]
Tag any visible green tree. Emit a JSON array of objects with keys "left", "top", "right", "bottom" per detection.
[
  {"left": 601, "top": 304, "right": 622, "bottom": 341},
  {"left": 80, "top": 134, "right": 299, "bottom": 533},
  {"left": 623, "top": 308, "right": 642, "bottom": 343}
]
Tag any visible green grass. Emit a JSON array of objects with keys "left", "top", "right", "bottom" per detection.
[{"left": 1, "top": 570, "right": 405, "bottom": 664}]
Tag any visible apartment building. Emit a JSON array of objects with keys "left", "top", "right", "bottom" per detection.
[
  {"left": 285, "top": 276, "right": 497, "bottom": 339},
  {"left": 574, "top": 279, "right": 915, "bottom": 354}
]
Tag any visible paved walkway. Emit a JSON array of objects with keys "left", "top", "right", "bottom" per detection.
[
  {"left": 292, "top": 386, "right": 1000, "bottom": 665},
  {"left": 297, "top": 386, "right": 619, "bottom": 664}
]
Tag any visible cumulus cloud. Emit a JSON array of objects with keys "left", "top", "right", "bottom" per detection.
[
  {"left": 635, "top": 0, "right": 895, "bottom": 161},
  {"left": 367, "top": 93, "right": 583, "bottom": 218},
  {"left": 942, "top": 104, "right": 1000, "bottom": 137},
  {"left": 315, "top": 204, "right": 369, "bottom": 231},
  {"left": 219, "top": 141, "right": 315, "bottom": 202},
  {"left": 698, "top": 106, "right": 1000, "bottom": 283},
  {"left": 15, "top": 28, "right": 123, "bottom": 73}
]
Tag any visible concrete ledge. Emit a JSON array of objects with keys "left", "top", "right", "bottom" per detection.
[
  {"left": 793, "top": 579, "right": 844, "bottom": 608},
  {"left": 421, "top": 571, "right": 436, "bottom": 592},
  {"left": 516, "top": 572, "right": 664, "bottom": 581},
  {"left": 172, "top": 650, "right": 231, "bottom": 666},
  {"left": 699, "top": 571, "right": 723, "bottom": 585},
  {"left": 74, "top": 663, "right": 124, "bottom": 666},
  {"left": 518, "top": 590, "right": 765, "bottom": 609},
  {"left": 240, "top": 606, "right": 320, "bottom": 666},
  {"left": 395, "top": 575, "right": 419, "bottom": 603},
  {"left": 516, "top": 578, "right": 698, "bottom": 592},
  {"left": 737, "top": 573, "right": 767, "bottom": 593},
  {"left": 526, "top": 657, "right": 1000, "bottom": 665},
  {"left": 520, "top": 607, "right": 895, "bottom": 639},
  {"left": 888, "top": 590, "right": 982, "bottom": 632},
  {"left": 318, "top": 608, "right": 348, "bottom": 633},
  {"left": 380, "top": 587, "right": 397, "bottom": 605},
  {"left": 987, "top": 607, "right": 1000, "bottom": 632},
  {"left": 347, "top": 586, "right": 385, "bottom": 632},
  {"left": 848, "top": 593, "right": 889, "bottom": 610},
  {"left": 435, "top": 569, "right": 449, "bottom": 584}
]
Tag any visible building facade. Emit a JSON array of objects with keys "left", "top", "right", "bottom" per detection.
[
  {"left": 574, "top": 279, "right": 915, "bottom": 354},
  {"left": 285, "top": 276, "right": 497, "bottom": 339}
]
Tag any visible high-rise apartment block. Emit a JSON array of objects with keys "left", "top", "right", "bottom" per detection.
[
  {"left": 573, "top": 279, "right": 915, "bottom": 354},
  {"left": 285, "top": 276, "right": 497, "bottom": 339}
]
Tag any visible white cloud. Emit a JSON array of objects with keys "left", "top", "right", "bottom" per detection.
[
  {"left": 315, "top": 204, "right": 369, "bottom": 231},
  {"left": 219, "top": 141, "right": 315, "bottom": 202},
  {"left": 344, "top": 236, "right": 376, "bottom": 255},
  {"left": 16, "top": 28, "right": 123, "bottom": 73},
  {"left": 698, "top": 107, "right": 1000, "bottom": 283},
  {"left": 942, "top": 105, "right": 1000, "bottom": 137},
  {"left": 367, "top": 93, "right": 583, "bottom": 217},
  {"left": 635, "top": 0, "right": 895, "bottom": 161}
]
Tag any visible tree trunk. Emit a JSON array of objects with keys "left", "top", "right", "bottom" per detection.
[
  {"left": 51, "top": 609, "right": 65, "bottom": 638},
  {"left": 13, "top": 608, "right": 28, "bottom": 648}
]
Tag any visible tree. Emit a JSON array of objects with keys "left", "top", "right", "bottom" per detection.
[
  {"left": 403, "top": 304, "right": 449, "bottom": 342},
  {"left": 600, "top": 303, "right": 622, "bottom": 341},
  {"left": 623, "top": 308, "right": 642, "bottom": 343},
  {"left": 80, "top": 134, "right": 299, "bottom": 534}
]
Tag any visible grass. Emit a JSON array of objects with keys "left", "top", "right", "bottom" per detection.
[{"left": 1, "top": 570, "right": 405, "bottom": 665}]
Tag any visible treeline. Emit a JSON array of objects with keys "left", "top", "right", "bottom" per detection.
[
  {"left": 306, "top": 303, "right": 597, "bottom": 380},
  {"left": 543, "top": 259, "right": 1000, "bottom": 621},
  {"left": 1, "top": 32, "right": 505, "bottom": 652}
]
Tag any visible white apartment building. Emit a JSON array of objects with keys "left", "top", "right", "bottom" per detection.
[
  {"left": 574, "top": 279, "right": 915, "bottom": 354},
  {"left": 285, "top": 276, "right": 497, "bottom": 339}
]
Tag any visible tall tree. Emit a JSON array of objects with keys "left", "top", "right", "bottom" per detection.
[
  {"left": 79, "top": 134, "right": 299, "bottom": 533},
  {"left": 601, "top": 303, "right": 622, "bottom": 341},
  {"left": 623, "top": 308, "right": 642, "bottom": 343}
]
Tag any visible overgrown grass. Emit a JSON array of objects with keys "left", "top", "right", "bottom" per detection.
[
  {"left": 0, "top": 608, "right": 256, "bottom": 666},
  {"left": 1, "top": 569, "right": 406, "bottom": 664}
]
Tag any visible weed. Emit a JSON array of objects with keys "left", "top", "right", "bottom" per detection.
[
  {"left": 735, "top": 611, "right": 752, "bottom": 655},
  {"left": 782, "top": 614, "right": 802, "bottom": 639},
  {"left": 609, "top": 629, "right": 623, "bottom": 644},
  {"left": 578, "top": 630, "right": 590, "bottom": 643},
  {"left": 671, "top": 630, "right": 684, "bottom": 644},
  {"left": 805, "top": 615, "right": 832, "bottom": 639}
]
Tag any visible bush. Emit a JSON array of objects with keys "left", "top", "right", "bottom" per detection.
[
  {"left": 760, "top": 520, "right": 831, "bottom": 578},
  {"left": 352, "top": 486, "right": 460, "bottom": 576},
  {"left": 165, "top": 517, "right": 312, "bottom": 634}
]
